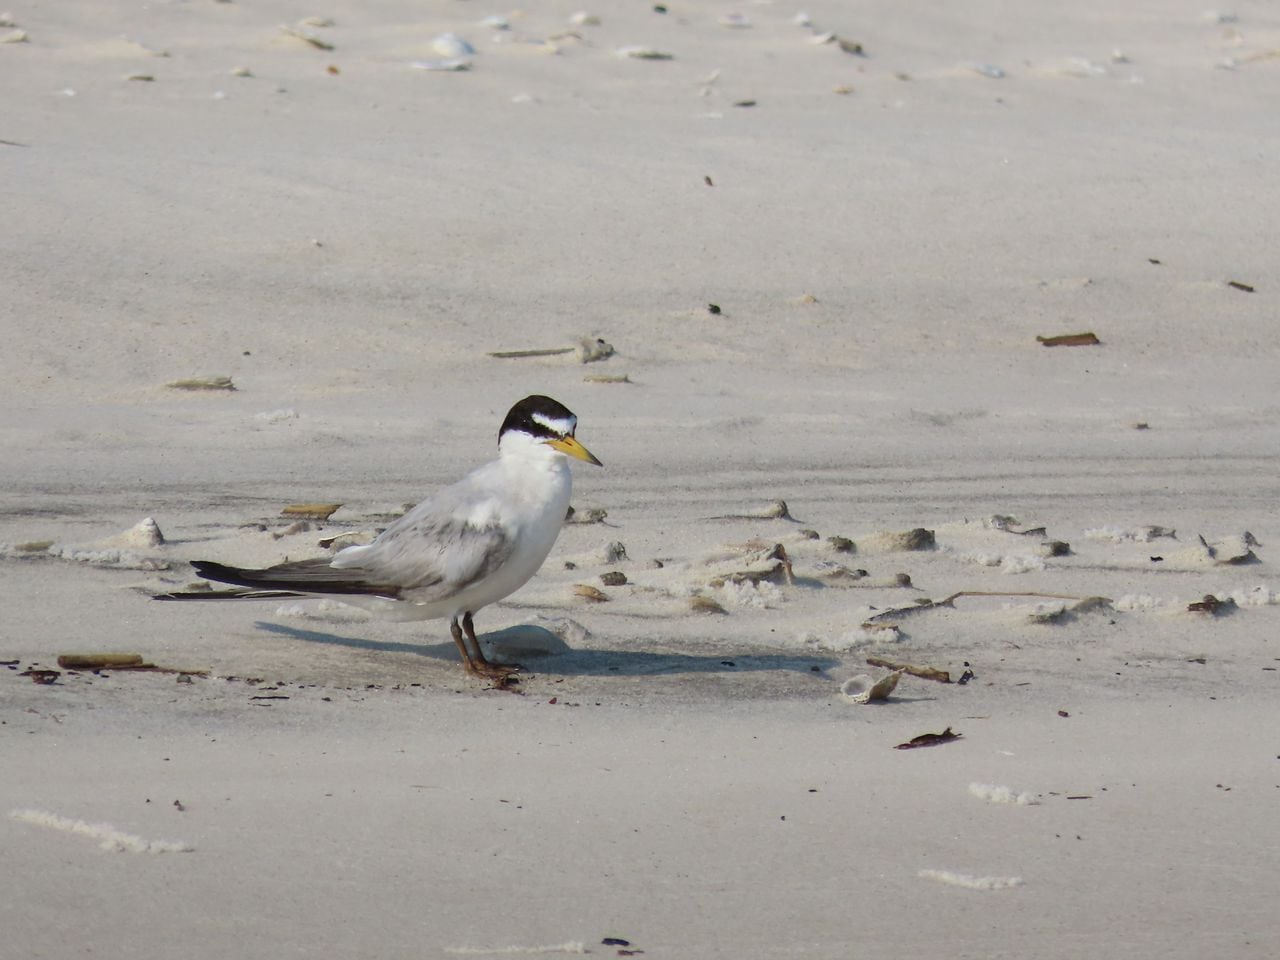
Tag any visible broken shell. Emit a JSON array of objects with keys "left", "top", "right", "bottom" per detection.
[
  {"left": 717, "top": 14, "right": 751, "bottom": 29},
  {"left": 565, "top": 506, "right": 608, "bottom": 524},
  {"left": 690, "top": 595, "right": 727, "bottom": 614},
  {"left": 573, "top": 584, "right": 609, "bottom": 602},
  {"left": 576, "top": 337, "right": 615, "bottom": 363},
  {"left": 431, "top": 33, "right": 475, "bottom": 58},
  {"left": 840, "top": 670, "right": 903, "bottom": 704},
  {"left": 0, "top": 28, "right": 28, "bottom": 43},
  {"left": 568, "top": 12, "right": 601, "bottom": 27},
  {"left": 600, "top": 571, "right": 628, "bottom": 587},
  {"left": 603, "top": 541, "right": 628, "bottom": 563}
]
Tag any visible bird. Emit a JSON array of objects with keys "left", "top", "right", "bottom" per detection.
[{"left": 156, "top": 395, "right": 601, "bottom": 683}]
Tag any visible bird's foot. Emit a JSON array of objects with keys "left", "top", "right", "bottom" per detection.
[{"left": 466, "top": 659, "right": 523, "bottom": 689}]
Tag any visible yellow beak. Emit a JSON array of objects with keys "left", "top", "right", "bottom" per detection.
[{"left": 547, "top": 435, "right": 602, "bottom": 466}]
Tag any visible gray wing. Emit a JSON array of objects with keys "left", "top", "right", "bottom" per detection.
[{"left": 330, "top": 481, "right": 515, "bottom": 604}]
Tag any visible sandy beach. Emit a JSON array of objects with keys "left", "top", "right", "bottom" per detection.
[{"left": 3, "top": 2, "right": 1279, "bottom": 957}]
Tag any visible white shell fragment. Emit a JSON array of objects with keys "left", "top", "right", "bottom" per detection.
[
  {"left": 616, "top": 45, "right": 674, "bottom": 60},
  {"left": 569, "top": 12, "right": 601, "bottom": 27},
  {"left": 969, "top": 783, "right": 1038, "bottom": 806},
  {"left": 963, "top": 62, "right": 1006, "bottom": 78},
  {"left": 413, "top": 34, "right": 476, "bottom": 72},
  {"left": 576, "top": 336, "right": 615, "bottom": 363},
  {"left": 718, "top": 14, "right": 752, "bottom": 29},
  {"left": 37, "top": 517, "right": 169, "bottom": 569},
  {"left": 121, "top": 35, "right": 170, "bottom": 57},
  {"left": 432, "top": 33, "right": 476, "bottom": 58},
  {"left": 840, "top": 669, "right": 903, "bottom": 704},
  {"left": 411, "top": 58, "right": 472, "bottom": 72},
  {"left": 918, "top": 870, "right": 1024, "bottom": 891},
  {"left": 0, "top": 27, "right": 27, "bottom": 43}
]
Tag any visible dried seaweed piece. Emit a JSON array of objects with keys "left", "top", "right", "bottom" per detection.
[
  {"left": 895, "top": 727, "right": 961, "bottom": 749},
  {"left": 1226, "top": 280, "right": 1254, "bottom": 293},
  {"left": 56, "top": 654, "right": 145, "bottom": 669},
  {"left": 865, "top": 590, "right": 1105, "bottom": 624},
  {"left": 864, "top": 597, "right": 952, "bottom": 623},
  {"left": 866, "top": 656, "right": 951, "bottom": 683},
  {"left": 827, "top": 535, "right": 855, "bottom": 553},
  {"left": 279, "top": 23, "right": 335, "bottom": 50},
  {"left": 487, "top": 347, "right": 576, "bottom": 359},
  {"left": 21, "top": 669, "right": 60, "bottom": 684},
  {"left": 281, "top": 503, "right": 342, "bottom": 519},
  {"left": 165, "top": 376, "right": 235, "bottom": 391},
  {"left": 583, "top": 374, "right": 631, "bottom": 384},
  {"left": 1036, "top": 332, "right": 1100, "bottom": 347},
  {"left": 1188, "top": 594, "right": 1234, "bottom": 615}
]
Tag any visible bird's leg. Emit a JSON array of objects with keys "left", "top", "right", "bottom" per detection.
[
  {"left": 449, "top": 616, "right": 477, "bottom": 671},
  {"left": 462, "top": 611, "right": 520, "bottom": 680}
]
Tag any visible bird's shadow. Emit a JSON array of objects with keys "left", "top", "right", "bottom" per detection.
[{"left": 253, "top": 621, "right": 838, "bottom": 679}]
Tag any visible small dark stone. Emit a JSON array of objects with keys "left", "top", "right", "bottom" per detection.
[
  {"left": 707, "top": 303, "right": 722, "bottom": 315},
  {"left": 600, "top": 571, "right": 628, "bottom": 587}
]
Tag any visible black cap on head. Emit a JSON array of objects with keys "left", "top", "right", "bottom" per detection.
[{"left": 499, "top": 395, "right": 578, "bottom": 443}]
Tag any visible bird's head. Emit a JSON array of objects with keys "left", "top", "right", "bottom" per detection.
[{"left": 498, "top": 395, "right": 602, "bottom": 466}]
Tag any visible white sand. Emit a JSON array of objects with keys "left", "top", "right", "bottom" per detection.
[{"left": 3, "top": 2, "right": 1279, "bottom": 957}]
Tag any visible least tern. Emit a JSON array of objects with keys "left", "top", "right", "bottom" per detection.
[{"left": 158, "top": 395, "right": 601, "bottom": 682}]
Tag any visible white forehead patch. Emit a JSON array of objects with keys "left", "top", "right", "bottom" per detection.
[{"left": 532, "top": 412, "right": 576, "bottom": 436}]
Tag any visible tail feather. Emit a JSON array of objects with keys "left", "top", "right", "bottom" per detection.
[
  {"left": 151, "top": 558, "right": 402, "bottom": 601},
  {"left": 153, "top": 588, "right": 306, "bottom": 602}
]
